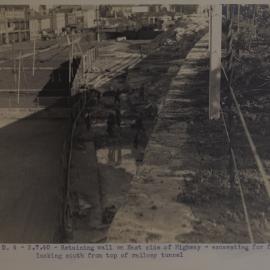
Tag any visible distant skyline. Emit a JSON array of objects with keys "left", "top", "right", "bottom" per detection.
[
  {"left": 30, "top": 3, "right": 53, "bottom": 11},
  {"left": 2, "top": 0, "right": 264, "bottom": 6},
  {"left": 27, "top": 3, "right": 173, "bottom": 13},
  {"left": 0, "top": 1, "right": 268, "bottom": 7}
]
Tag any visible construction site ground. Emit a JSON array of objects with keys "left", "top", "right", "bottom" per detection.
[{"left": 68, "top": 16, "right": 209, "bottom": 242}]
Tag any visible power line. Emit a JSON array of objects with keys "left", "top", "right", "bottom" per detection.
[
  {"left": 220, "top": 108, "right": 254, "bottom": 243},
  {"left": 221, "top": 64, "right": 270, "bottom": 199}
]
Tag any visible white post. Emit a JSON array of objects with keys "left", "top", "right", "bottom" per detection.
[
  {"left": 68, "top": 49, "right": 72, "bottom": 83},
  {"left": 89, "top": 50, "right": 92, "bottom": 71},
  {"left": 71, "top": 40, "right": 74, "bottom": 77},
  {"left": 32, "top": 38, "right": 36, "bottom": 76},
  {"left": 91, "top": 49, "right": 93, "bottom": 70},
  {"left": 209, "top": 4, "right": 222, "bottom": 120},
  {"left": 96, "top": 6, "right": 100, "bottom": 42},
  {"left": 237, "top": 5, "right": 240, "bottom": 33},
  {"left": 85, "top": 51, "right": 90, "bottom": 71},
  {"left": 82, "top": 55, "right": 85, "bottom": 74},
  {"left": 85, "top": 55, "right": 88, "bottom": 72},
  {"left": 12, "top": 42, "right": 17, "bottom": 84},
  {"left": 208, "top": 7, "right": 212, "bottom": 52},
  {"left": 17, "top": 51, "right": 22, "bottom": 105}
]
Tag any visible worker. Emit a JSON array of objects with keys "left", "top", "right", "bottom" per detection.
[
  {"left": 139, "top": 45, "right": 143, "bottom": 59},
  {"left": 115, "top": 107, "right": 121, "bottom": 127},
  {"left": 114, "top": 88, "right": 121, "bottom": 105},
  {"left": 107, "top": 113, "right": 115, "bottom": 137},
  {"left": 84, "top": 110, "right": 91, "bottom": 131},
  {"left": 133, "top": 113, "right": 145, "bottom": 149},
  {"left": 139, "top": 85, "right": 145, "bottom": 101},
  {"left": 91, "top": 88, "right": 101, "bottom": 103}
]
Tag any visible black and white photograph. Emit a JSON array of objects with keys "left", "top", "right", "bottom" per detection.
[{"left": 0, "top": 2, "right": 269, "bottom": 244}]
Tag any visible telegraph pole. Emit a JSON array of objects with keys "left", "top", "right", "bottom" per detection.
[
  {"left": 226, "top": 5, "right": 235, "bottom": 187},
  {"left": 17, "top": 30, "right": 23, "bottom": 104},
  {"left": 32, "top": 38, "right": 36, "bottom": 76},
  {"left": 96, "top": 6, "right": 100, "bottom": 42},
  {"left": 209, "top": 4, "right": 222, "bottom": 120},
  {"left": 4, "top": 9, "right": 9, "bottom": 44},
  {"left": 237, "top": 4, "right": 240, "bottom": 33},
  {"left": 68, "top": 35, "right": 72, "bottom": 84},
  {"left": 253, "top": 5, "right": 257, "bottom": 38},
  {"left": 12, "top": 41, "right": 16, "bottom": 84},
  {"left": 17, "top": 50, "right": 22, "bottom": 105}
]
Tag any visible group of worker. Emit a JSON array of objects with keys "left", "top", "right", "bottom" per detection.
[{"left": 82, "top": 85, "right": 146, "bottom": 149}]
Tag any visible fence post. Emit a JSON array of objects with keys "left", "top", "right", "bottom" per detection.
[
  {"left": 90, "top": 49, "right": 93, "bottom": 71},
  {"left": 88, "top": 50, "right": 91, "bottom": 71}
]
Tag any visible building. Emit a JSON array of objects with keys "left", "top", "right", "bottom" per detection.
[
  {"left": 29, "top": 18, "right": 39, "bottom": 39},
  {"left": 52, "top": 12, "right": 65, "bottom": 35},
  {"left": 29, "top": 13, "right": 51, "bottom": 40},
  {"left": 149, "top": 5, "right": 162, "bottom": 13},
  {"left": 40, "top": 16, "right": 50, "bottom": 30},
  {"left": 170, "top": 5, "right": 198, "bottom": 15},
  {"left": 0, "top": 5, "right": 30, "bottom": 44},
  {"left": 52, "top": 5, "right": 87, "bottom": 31},
  {"left": 131, "top": 6, "right": 149, "bottom": 14},
  {"left": 110, "top": 5, "right": 132, "bottom": 18},
  {"left": 83, "top": 8, "right": 96, "bottom": 29},
  {"left": 66, "top": 12, "right": 76, "bottom": 26},
  {"left": 0, "top": 15, "right": 7, "bottom": 43},
  {"left": 73, "top": 9, "right": 84, "bottom": 28},
  {"left": 38, "top": 5, "right": 48, "bottom": 16}
]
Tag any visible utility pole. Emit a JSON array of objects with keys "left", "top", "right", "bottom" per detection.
[
  {"left": 226, "top": 5, "right": 235, "bottom": 187},
  {"left": 237, "top": 4, "right": 240, "bottom": 33},
  {"left": 209, "top": 4, "right": 222, "bottom": 120},
  {"left": 208, "top": 6, "right": 212, "bottom": 52},
  {"left": 96, "top": 5, "right": 100, "bottom": 42},
  {"left": 17, "top": 50, "right": 22, "bottom": 105},
  {"left": 32, "top": 38, "right": 36, "bottom": 76},
  {"left": 226, "top": 4, "right": 230, "bottom": 20},
  {"left": 68, "top": 36, "right": 72, "bottom": 84},
  {"left": 4, "top": 9, "right": 9, "bottom": 44},
  {"left": 17, "top": 29, "right": 23, "bottom": 105},
  {"left": 253, "top": 5, "right": 257, "bottom": 38},
  {"left": 12, "top": 41, "right": 16, "bottom": 84},
  {"left": 71, "top": 39, "right": 74, "bottom": 78}
]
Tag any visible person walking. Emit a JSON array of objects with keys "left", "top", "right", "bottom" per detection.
[
  {"left": 84, "top": 110, "right": 91, "bottom": 131},
  {"left": 133, "top": 113, "right": 145, "bottom": 149},
  {"left": 139, "top": 85, "right": 145, "bottom": 101},
  {"left": 107, "top": 113, "right": 115, "bottom": 137},
  {"left": 115, "top": 107, "right": 121, "bottom": 128},
  {"left": 114, "top": 88, "right": 121, "bottom": 105}
]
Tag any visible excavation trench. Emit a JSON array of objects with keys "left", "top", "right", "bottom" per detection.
[{"left": 67, "top": 25, "right": 208, "bottom": 242}]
